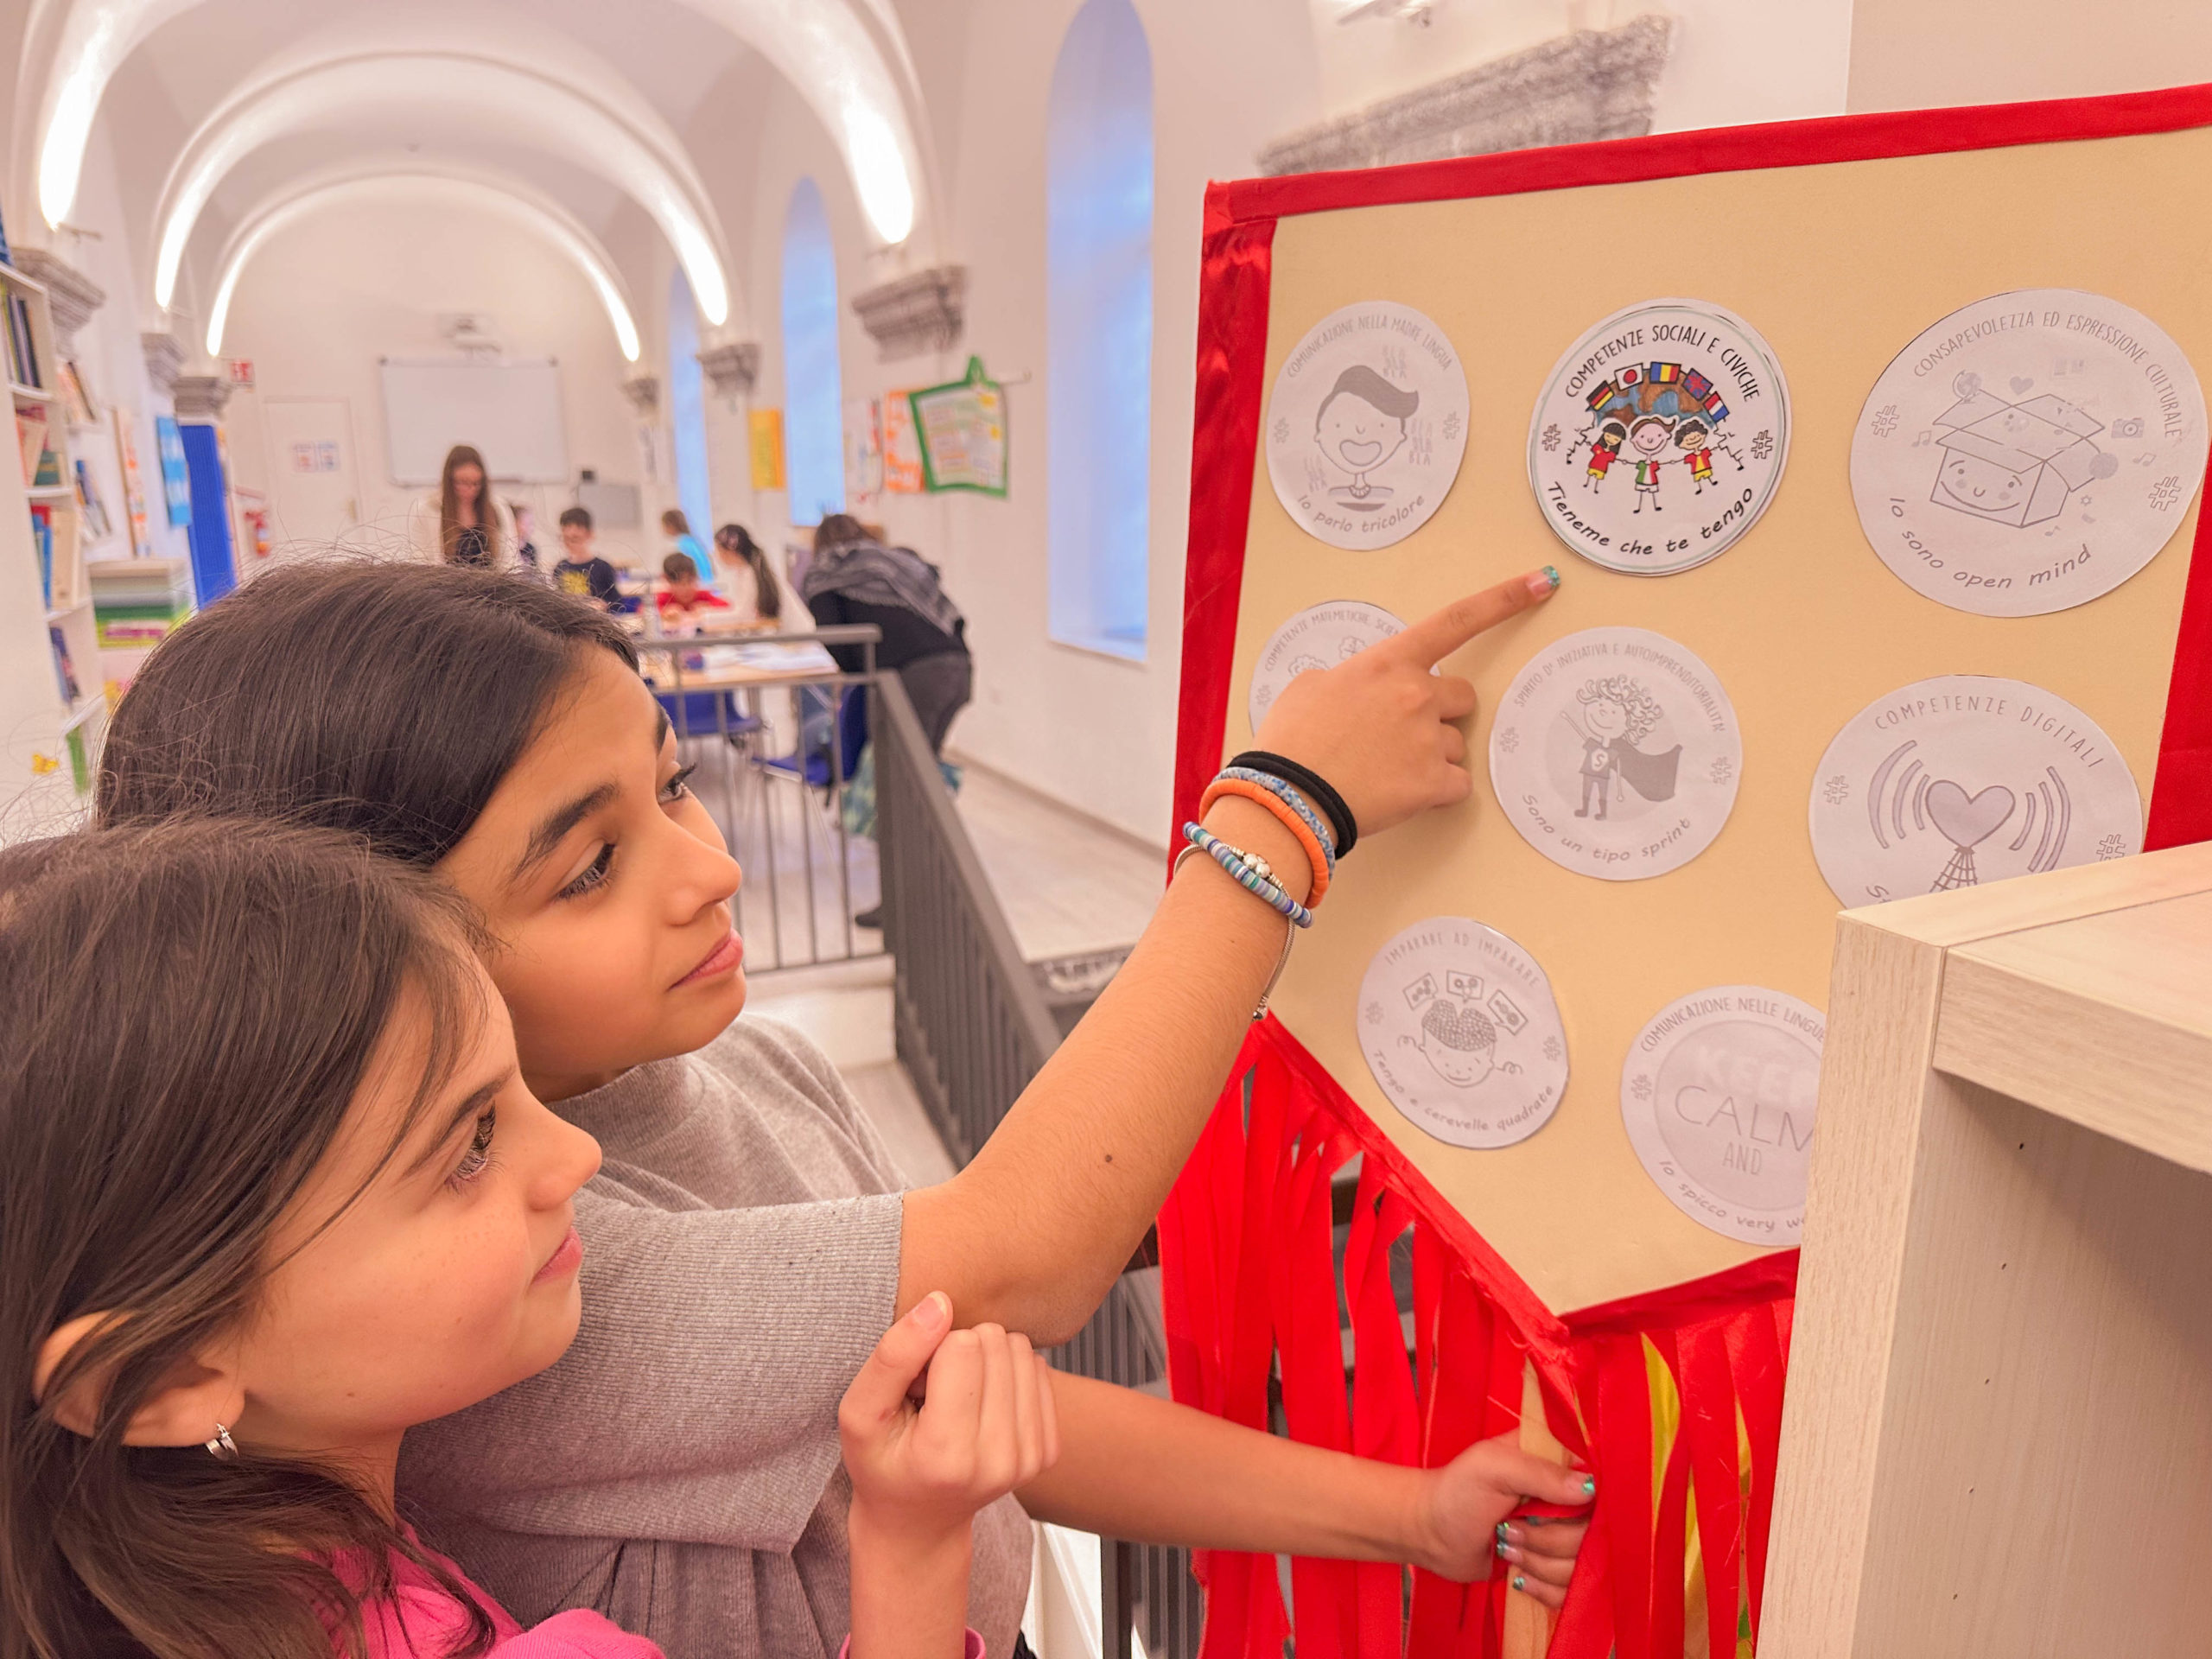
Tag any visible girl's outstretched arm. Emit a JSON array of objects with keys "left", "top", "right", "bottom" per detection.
[
  {"left": 1020, "top": 1372, "right": 1593, "bottom": 1608},
  {"left": 899, "top": 570, "right": 1560, "bottom": 1343}
]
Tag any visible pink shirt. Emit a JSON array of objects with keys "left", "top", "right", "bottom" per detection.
[{"left": 354, "top": 1532, "right": 983, "bottom": 1659}]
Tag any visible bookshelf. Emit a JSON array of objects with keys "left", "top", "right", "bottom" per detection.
[{"left": 3, "top": 258, "right": 105, "bottom": 817}]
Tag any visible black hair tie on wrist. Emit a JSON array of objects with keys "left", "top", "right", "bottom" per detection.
[{"left": 1228, "top": 750, "right": 1358, "bottom": 858}]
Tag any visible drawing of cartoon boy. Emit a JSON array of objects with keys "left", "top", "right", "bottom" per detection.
[
  {"left": 1565, "top": 674, "right": 1681, "bottom": 819},
  {"left": 1629, "top": 416, "right": 1674, "bottom": 512},
  {"left": 1314, "top": 365, "right": 1421, "bottom": 505}
]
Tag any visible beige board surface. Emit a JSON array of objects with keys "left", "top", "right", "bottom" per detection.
[{"left": 1227, "top": 125, "right": 2212, "bottom": 1312}]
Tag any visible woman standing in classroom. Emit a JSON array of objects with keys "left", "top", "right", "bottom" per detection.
[{"left": 406, "top": 444, "right": 520, "bottom": 569}]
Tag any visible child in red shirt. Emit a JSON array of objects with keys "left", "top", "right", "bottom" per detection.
[{"left": 657, "top": 551, "right": 731, "bottom": 626}]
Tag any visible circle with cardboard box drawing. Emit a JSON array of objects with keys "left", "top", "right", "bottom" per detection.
[
  {"left": 1849, "top": 289, "right": 2208, "bottom": 617},
  {"left": 1264, "top": 302, "right": 1471, "bottom": 551},
  {"left": 1527, "top": 298, "right": 1792, "bottom": 575},
  {"left": 1357, "top": 917, "right": 1568, "bottom": 1150},
  {"left": 1621, "top": 985, "right": 1825, "bottom": 1246}
]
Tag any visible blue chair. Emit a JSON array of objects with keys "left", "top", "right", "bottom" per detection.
[
  {"left": 757, "top": 684, "right": 868, "bottom": 791},
  {"left": 655, "top": 689, "right": 764, "bottom": 744}
]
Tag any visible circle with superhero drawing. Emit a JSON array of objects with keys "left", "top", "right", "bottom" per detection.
[
  {"left": 1489, "top": 626, "right": 1744, "bottom": 880},
  {"left": 1848, "top": 289, "right": 2207, "bottom": 617},
  {"left": 1621, "top": 985, "right": 1825, "bottom": 1246},
  {"left": 1264, "top": 301, "right": 1471, "bottom": 551},
  {"left": 1248, "top": 600, "right": 1408, "bottom": 730},
  {"left": 1358, "top": 917, "right": 1569, "bottom": 1150},
  {"left": 1527, "top": 299, "right": 1792, "bottom": 575}
]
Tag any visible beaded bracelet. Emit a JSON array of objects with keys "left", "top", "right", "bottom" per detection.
[
  {"left": 1225, "top": 750, "right": 1358, "bottom": 857},
  {"left": 1215, "top": 766, "right": 1337, "bottom": 861},
  {"left": 1198, "top": 775, "right": 1332, "bottom": 903},
  {"left": 1180, "top": 822, "right": 1315, "bottom": 929}
]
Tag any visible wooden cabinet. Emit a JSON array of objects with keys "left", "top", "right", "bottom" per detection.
[{"left": 1764, "top": 842, "right": 2212, "bottom": 1655}]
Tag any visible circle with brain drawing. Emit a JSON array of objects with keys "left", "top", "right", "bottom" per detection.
[
  {"left": 1808, "top": 675, "right": 2143, "bottom": 907},
  {"left": 1357, "top": 917, "right": 1568, "bottom": 1150},
  {"left": 1850, "top": 289, "right": 2208, "bottom": 617},
  {"left": 1248, "top": 601, "right": 1408, "bottom": 730},
  {"left": 1527, "top": 298, "right": 1792, "bottom": 575},
  {"left": 1489, "top": 626, "right": 1744, "bottom": 880},
  {"left": 1622, "top": 986, "right": 1825, "bottom": 1245},
  {"left": 1264, "top": 301, "right": 1472, "bottom": 551}
]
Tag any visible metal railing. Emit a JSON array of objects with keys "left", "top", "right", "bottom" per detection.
[{"left": 641, "top": 624, "right": 884, "bottom": 975}]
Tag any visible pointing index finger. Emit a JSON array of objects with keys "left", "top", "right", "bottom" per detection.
[{"left": 1378, "top": 568, "right": 1560, "bottom": 669}]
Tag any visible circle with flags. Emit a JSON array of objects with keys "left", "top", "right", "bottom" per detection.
[
  {"left": 1526, "top": 298, "right": 1792, "bottom": 575},
  {"left": 1488, "top": 626, "right": 1744, "bottom": 881}
]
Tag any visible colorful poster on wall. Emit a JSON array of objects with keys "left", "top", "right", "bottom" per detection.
[
  {"left": 748, "top": 408, "right": 787, "bottom": 492},
  {"left": 909, "top": 357, "right": 1008, "bottom": 497},
  {"left": 155, "top": 415, "right": 191, "bottom": 528},
  {"left": 113, "top": 408, "right": 152, "bottom": 556},
  {"left": 882, "top": 389, "right": 925, "bottom": 494},
  {"left": 843, "top": 397, "right": 885, "bottom": 507}
]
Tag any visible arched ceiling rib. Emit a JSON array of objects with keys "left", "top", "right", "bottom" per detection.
[{"left": 206, "top": 165, "right": 643, "bottom": 361}]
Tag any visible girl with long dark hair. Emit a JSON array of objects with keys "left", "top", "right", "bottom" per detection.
[
  {"left": 94, "top": 558, "right": 1586, "bottom": 1655},
  {"left": 408, "top": 444, "right": 518, "bottom": 569},
  {"left": 712, "top": 521, "right": 783, "bottom": 621}
]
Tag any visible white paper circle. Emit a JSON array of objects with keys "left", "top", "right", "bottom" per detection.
[
  {"left": 1489, "top": 627, "right": 1744, "bottom": 880},
  {"left": 1249, "top": 601, "right": 1408, "bottom": 730},
  {"left": 1265, "top": 302, "right": 1471, "bottom": 550},
  {"left": 1849, "top": 289, "right": 2208, "bottom": 617},
  {"left": 1527, "top": 298, "right": 1792, "bottom": 575},
  {"left": 1808, "top": 676, "right": 2143, "bottom": 906},
  {"left": 1622, "top": 986, "right": 1825, "bottom": 1246},
  {"left": 1358, "top": 917, "right": 1568, "bottom": 1150}
]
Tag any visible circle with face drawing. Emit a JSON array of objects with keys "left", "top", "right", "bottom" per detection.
[
  {"left": 1489, "top": 626, "right": 1744, "bottom": 881},
  {"left": 1527, "top": 299, "right": 1792, "bottom": 575},
  {"left": 1264, "top": 302, "right": 1471, "bottom": 551},
  {"left": 1248, "top": 600, "right": 1408, "bottom": 730},
  {"left": 1808, "top": 675, "right": 2143, "bottom": 906},
  {"left": 1357, "top": 917, "right": 1568, "bottom": 1150},
  {"left": 1622, "top": 985, "right": 1825, "bottom": 1245},
  {"left": 1850, "top": 289, "right": 2208, "bottom": 617}
]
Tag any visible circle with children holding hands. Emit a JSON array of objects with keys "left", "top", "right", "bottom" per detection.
[
  {"left": 1358, "top": 917, "right": 1569, "bottom": 1150},
  {"left": 1528, "top": 299, "right": 1791, "bottom": 575},
  {"left": 1489, "top": 626, "right": 1744, "bottom": 880},
  {"left": 1264, "top": 301, "right": 1471, "bottom": 551}
]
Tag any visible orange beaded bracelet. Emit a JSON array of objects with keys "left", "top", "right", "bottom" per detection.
[{"left": 1198, "top": 775, "right": 1332, "bottom": 904}]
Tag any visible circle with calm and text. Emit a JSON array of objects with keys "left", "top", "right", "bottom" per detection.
[
  {"left": 1358, "top": 917, "right": 1568, "bottom": 1150},
  {"left": 1488, "top": 626, "right": 1743, "bottom": 881},
  {"left": 1808, "top": 675, "right": 2143, "bottom": 907},
  {"left": 1622, "top": 985, "right": 1825, "bottom": 1246},
  {"left": 1528, "top": 299, "right": 1791, "bottom": 575},
  {"left": 1849, "top": 289, "right": 2207, "bottom": 617},
  {"left": 1264, "top": 302, "right": 1471, "bottom": 551},
  {"left": 1248, "top": 601, "right": 1408, "bottom": 730}
]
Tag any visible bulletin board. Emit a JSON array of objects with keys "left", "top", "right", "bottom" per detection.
[{"left": 1160, "top": 86, "right": 2212, "bottom": 1659}]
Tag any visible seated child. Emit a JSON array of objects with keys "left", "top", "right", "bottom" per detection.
[
  {"left": 656, "top": 551, "right": 731, "bottom": 626},
  {"left": 552, "top": 507, "right": 625, "bottom": 613},
  {"left": 0, "top": 819, "right": 1048, "bottom": 1659}
]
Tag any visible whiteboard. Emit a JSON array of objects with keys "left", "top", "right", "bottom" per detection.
[{"left": 379, "top": 358, "right": 569, "bottom": 485}]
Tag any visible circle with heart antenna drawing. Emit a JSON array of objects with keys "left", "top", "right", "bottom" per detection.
[
  {"left": 1849, "top": 289, "right": 2208, "bottom": 617},
  {"left": 1357, "top": 917, "right": 1569, "bottom": 1150},
  {"left": 1264, "top": 302, "right": 1471, "bottom": 551},
  {"left": 1248, "top": 600, "right": 1408, "bottom": 730},
  {"left": 1488, "top": 626, "right": 1744, "bottom": 881},
  {"left": 1808, "top": 675, "right": 2143, "bottom": 907},
  {"left": 1527, "top": 298, "right": 1792, "bottom": 575},
  {"left": 1621, "top": 985, "right": 1825, "bottom": 1246}
]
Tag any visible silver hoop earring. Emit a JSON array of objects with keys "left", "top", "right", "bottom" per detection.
[{"left": 205, "top": 1424, "right": 238, "bottom": 1459}]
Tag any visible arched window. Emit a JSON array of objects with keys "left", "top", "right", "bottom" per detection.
[
  {"left": 1047, "top": 0, "right": 1154, "bottom": 657},
  {"left": 781, "top": 177, "right": 846, "bottom": 526},
  {"left": 668, "top": 268, "right": 713, "bottom": 550}
]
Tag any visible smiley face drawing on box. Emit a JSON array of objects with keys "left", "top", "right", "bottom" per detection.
[
  {"left": 1929, "top": 372, "right": 2113, "bottom": 530},
  {"left": 1315, "top": 365, "right": 1420, "bottom": 505}
]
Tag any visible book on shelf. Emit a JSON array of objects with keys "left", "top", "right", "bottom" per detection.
[
  {"left": 48, "top": 625, "right": 79, "bottom": 705},
  {"left": 73, "top": 458, "right": 111, "bottom": 538},
  {"left": 30, "top": 503, "right": 52, "bottom": 609},
  {"left": 58, "top": 359, "right": 98, "bottom": 426},
  {"left": 6, "top": 293, "right": 40, "bottom": 389},
  {"left": 90, "top": 556, "right": 194, "bottom": 648},
  {"left": 16, "top": 404, "right": 46, "bottom": 485}
]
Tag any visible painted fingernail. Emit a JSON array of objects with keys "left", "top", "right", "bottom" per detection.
[
  {"left": 1511, "top": 1574, "right": 1528, "bottom": 1593},
  {"left": 1497, "top": 1542, "right": 1521, "bottom": 1563},
  {"left": 1495, "top": 1522, "right": 1510, "bottom": 1544},
  {"left": 1526, "top": 567, "right": 1561, "bottom": 598},
  {"left": 1582, "top": 1475, "right": 1597, "bottom": 1497}
]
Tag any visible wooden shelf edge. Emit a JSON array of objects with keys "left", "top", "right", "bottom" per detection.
[
  {"left": 60, "top": 694, "right": 104, "bottom": 734},
  {"left": 10, "top": 382, "right": 55, "bottom": 404}
]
